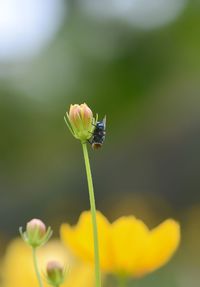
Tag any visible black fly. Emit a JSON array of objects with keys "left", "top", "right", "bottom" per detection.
[{"left": 89, "top": 116, "right": 106, "bottom": 149}]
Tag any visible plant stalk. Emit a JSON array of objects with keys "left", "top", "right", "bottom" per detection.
[
  {"left": 32, "top": 247, "right": 43, "bottom": 287},
  {"left": 82, "top": 142, "right": 101, "bottom": 287}
]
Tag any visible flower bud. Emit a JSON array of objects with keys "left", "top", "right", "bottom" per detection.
[
  {"left": 19, "top": 218, "right": 53, "bottom": 248},
  {"left": 64, "top": 103, "right": 96, "bottom": 141},
  {"left": 46, "top": 261, "right": 65, "bottom": 286},
  {"left": 26, "top": 219, "right": 46, "bottom": 240}
]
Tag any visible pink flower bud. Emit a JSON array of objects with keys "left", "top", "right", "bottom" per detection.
[
  {"left": 19, "top": 218, "right": 53, "bottom": 248},
  {"left": 26, "top": 219, "right": 46, "bottom": 239},
  {"left": 66, "top": 103, "right": 94, "bottom": 141},
  {"left": 46, "top": 260, "right": 65, "bottom": 286}
]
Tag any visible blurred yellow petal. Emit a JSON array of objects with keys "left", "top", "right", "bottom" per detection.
[
  {"left": 2, "top": 238, "right": 94, "bottom": 287},
  {"left": 110, "top": 216, "right": 149, "bottom": 274},
  {"left": 66, "top": 264, "right": 94, "bottom": 287},
  {"left": 135, "top": 219, "right": 180, "bottom": 276},
  {"left": 60, "top": 211, "right": 111, "bottom": 270},
  {"left": 60, "top": 211, "right": 181, "bottom": 278}
]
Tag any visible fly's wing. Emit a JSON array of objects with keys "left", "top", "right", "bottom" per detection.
[
  {"left": 102, "top": 115, "right": 106, "bottom": 129},
  {"left": 92, "top": 113, "right": 98, "bottom": 126},
  {"left": 95, "top": 113, "right": 98, "bottom": 124}
]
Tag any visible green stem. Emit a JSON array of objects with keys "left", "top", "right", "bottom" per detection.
[
  {"left": 32, "top": 247, "right": 43, "bottom": 287},
  {"left": 81, "top": 142, "right": 101, "bottom": 287}
]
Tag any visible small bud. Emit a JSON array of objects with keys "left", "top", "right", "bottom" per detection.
[
  {"left": 46, "top": 261, "right": 65, "bottom": 286},
  {"left": 64, "top": 103, "right": 97, "bottom": 142},
  {"left": 27, "top": 219, "right": 46, "bottom": 239},
  {"left": 19, "top": 218, "right": 53, "bottom": 248}
]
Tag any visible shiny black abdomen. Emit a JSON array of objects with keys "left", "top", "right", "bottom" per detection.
[{"left": 91, "top": 121, "right": 106, "bottom": 147}]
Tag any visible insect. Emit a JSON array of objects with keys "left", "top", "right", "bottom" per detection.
[{"left": 89, "top": 116, "right": 106, "bottom": 149}]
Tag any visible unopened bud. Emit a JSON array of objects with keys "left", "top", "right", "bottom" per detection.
[
  {"left": 64, "top": 103, "right": 96, "bottom": 141},
  {"left": 46, "top": 261, "right": 65, "bottom": 286},
  {"left": 19, "top": 218, "right": 53, "bottom": 248},
  {"left": 26, "top": 218, "right": 46, "bottom": 239}
]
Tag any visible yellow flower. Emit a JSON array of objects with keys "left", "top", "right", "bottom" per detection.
[
  {"left": 2, "top": 238, "right": 94, "bottom": 287},
  {"left": 60, "top": 211, "right": 180, "bottom": 277}
]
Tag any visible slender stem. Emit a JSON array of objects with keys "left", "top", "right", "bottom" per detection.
[
  {"left": 81, "top": 142, "right": 101, "bottom": 287},
  {"left": 32, "top": 247, "right": 43, "bottom": 287}
]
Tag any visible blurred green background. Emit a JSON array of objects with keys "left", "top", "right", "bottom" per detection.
[{"left": 0, "top": 0, "right": 200, "bottom": 286}]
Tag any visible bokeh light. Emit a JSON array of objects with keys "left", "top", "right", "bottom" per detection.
[
  {"left": 79, "top": 0, "right": 188, "bottom": 29},
  {"left": 0, "top": 0, "right": 66, "bottom": 61}
]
